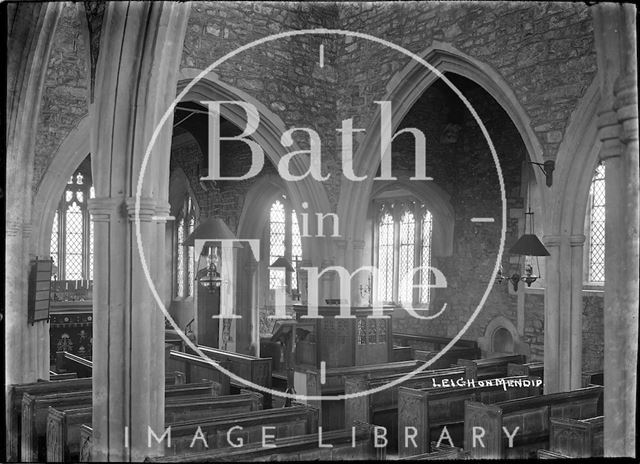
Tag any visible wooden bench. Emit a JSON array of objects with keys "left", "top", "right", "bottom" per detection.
[
  {"left": 55, "top": 351, "right": 93, "bottom": 378},
  {"left": 143, "top": 422, "right": 383, "bottom": 462},
  {"left": 22, "top": 381, "right": 218, "bottom": 462},
  {"left": 297, "top": 360, "right": 419, "bottom": 430},
  {"left": 393, "top": 333, "right": 479, "bottom": 351},
  {"left": 582, "top": 370, "right": 604, "bottom": 387},
  {"left": 193, "top": 345, "right": 272, "bottom": 389},
  {"left": 463, "top": 385, "right": 603, "bottom": 459},
  {"left": 507, "top": 361, "right": 544, "bottom": 380},
  {"left": 46, "top": 371, "right": 78, "bottom": 381},
  {"left": 78, "top": 405, "right": 319, "bottom": 460},
  {"left": 167, "top": 350, "right": 232, "bottom": 396},
  {"left": 414, "top": 345, "right": 482, "bottom": 370},
  {"left": 398, "top": 375, "right": 542, "bottom": 457},
  {"left": 46, "top": 392, "right": 263, "bottom": 462},
  {"left": 539, "top": 415, "right": 604, "bottom": 458},
  {"left": 397, "top": 444, "right": 465, "bottom": 460},
  {"left": 7, "top": 377, "right": 93, "bottom": 461},
  {"left": 345, "top": 365, "right": 472, "bottom": 447},
  {"left": 392, "top": 346, "right": 414, "bottom": 362},
  {"left": 456, "top": 354, "right": 527, "bottom": 380}
]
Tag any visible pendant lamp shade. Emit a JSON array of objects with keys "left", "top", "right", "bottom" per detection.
[
  {"left": 508, "top": 234, "right": 550, "bottom": 256},
  {"left": 270, "top": 256, "right": 295, "bottom": 272},
  {"left": 182, "top": 217, "right": 240, "bottom": 247}
]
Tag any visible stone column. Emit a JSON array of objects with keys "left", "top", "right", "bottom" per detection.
[
  {"left": 89, "top": 197, "right": 167, "bottom": 461},
  {"left": 593, "top": 3, "right": 638, "bottom": 456},
  {"left": 542, "top": 235, "right": 562, "bottom": 393},
  {"left": 543, "top": 234, "right": 586, "bottom": 393},
  {"left": 568, "top": 234, "right": 586, "bottom": 390},
  {"left": 87, "top": 2, "right": 189, "bottom": 460}
]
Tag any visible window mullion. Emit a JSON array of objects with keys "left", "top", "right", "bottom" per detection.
[
  {"left": 413, "top": 205, "right": 421, "bottom": 305},
  {"left": 393, "top": 218, "right": 400, "bottom": 304}
]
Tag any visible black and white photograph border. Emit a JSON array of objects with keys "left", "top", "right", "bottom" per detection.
[{"left": 4, "top": 1, "right": 638, "bottom": 462}]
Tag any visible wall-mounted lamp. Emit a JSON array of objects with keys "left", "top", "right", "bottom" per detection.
[{"left": 529, "top": 160, "right": 555, "bottom": 187}]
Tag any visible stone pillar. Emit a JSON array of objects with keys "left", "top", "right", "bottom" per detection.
[
  {"left": 568, "top": 234, "right": 585, "bottom": 390},
  {"left": 593, "top": 3, "right": 638, "bottom": 456},
  {"left": 543, "top": 234, "right": 586, "bottom": 393},
  {"left": 87, "top": 2, "right": 189, "bottom": 460},
  {"left": 542, "top": 235, "right": 562, "bottom": 393},
  {"left": 5, "top": 2, "right": 62, "bottom": 389}
]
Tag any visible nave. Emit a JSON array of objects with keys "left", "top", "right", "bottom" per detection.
[{"left": 5, "top": 1, "right": 637, "bottom": 461}]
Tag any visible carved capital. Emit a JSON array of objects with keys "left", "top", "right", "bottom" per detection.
[
  {"left": 88, "top": 197, "right": 121, "bottom": 222},
  {"left": 569, "top": 234, "right": 586, "bottom": 247},
  {"left": 125, "top": 197, "right": 157, "bottom": 222},
  {"left": 542, "top": 235, "right": 564, "bottom": 248},
  {"left": 352, "top": 239, "right": 366, "bottom": 250},
  {"left": 5, "top": 220, "right": 22, "bottom": 237},
  {"left": 614, "top": 74, "right": 639, "bottom": 144}
]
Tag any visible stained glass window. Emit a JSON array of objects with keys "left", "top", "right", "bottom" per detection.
[
  {"left": 268, "top": 197, "right": 303, "bottom": 290},
  {"left": 176, "top": 195, "right": 197, "bottom": 297},
  {"left": 49, "top": 157, "right": 93, "bottom": 281},
  {"left": 375, "top": 200, "right": 434, "bottom": 307},
  {"left": 588, "top": 164, "right": 605, "bottom": 283}
]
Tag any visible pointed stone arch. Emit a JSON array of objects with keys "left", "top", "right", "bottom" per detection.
[
  {"left": 176, "top": 73, "right": 332, "bottom": 263},
  {"left": 32, "top": 116, "right": 92, "bottom": 257},
  {"left": 337, "top": 43, "right": 544, "bottom": 268}
]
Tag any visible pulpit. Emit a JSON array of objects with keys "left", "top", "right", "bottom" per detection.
[
  {"left": 289, "top": 304, "right": 395, "bottom": 429},
  {"left": 291, "top": 304, "right": 395, "bottom": 368}
]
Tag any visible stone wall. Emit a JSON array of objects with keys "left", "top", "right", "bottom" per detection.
[
  {"left": 336, "top": 2, "right": 597, "bottom": 161},
  {"left": 390, "top": 74, "right": 533, "bottom": 351},
  {"left": 33, "top": 2, "right": 89, "bottom": 195},
  {"left": 582, "top": 291, "right": 604, "bottom": 371}
]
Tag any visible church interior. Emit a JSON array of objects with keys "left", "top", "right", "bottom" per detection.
[{"left": 4, "top": 1, "right": 638, "bottom": 461}]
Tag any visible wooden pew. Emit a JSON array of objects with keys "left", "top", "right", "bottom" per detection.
[
  {"left": 536, "top": 415, "right": 604, "bottom": 458},
  {"left": 345, "top": 365, "right": 472, "bottom": 447},
  {"left": 414, "top": 346, "right": 481, "bottom": 370},
  {"left": 7, "top": 377, "right": 93, "bottom": 461},
  {"left": 47, "top": 371, "right": 78, "bottom": 381},
  {"left": 166, "top": 404, "right": 318, "bottom": 456},
  {"left": 79, "top": 405, "right": 319, "bottom": 461},
  {"left": 79, "top": 424, "right": 93, "bottom": 462},
  {"left": 167, "top": 350, "right": 231, "bottom": 396},
  {"left": 393, "top": 333, "right": 479, "bottom": 351},
  {"left": 463, "top": 385, "right": 603, "bottom": 459},
  {"left": 398, "top": 375, "right": 542, "bottom": 457},
  {"left": 582, "top": 370, "right": 604, "bottom": 387},
  {"left": 507, "top": 361, "right": 544, "bottom": 380},
  {"left": 22, "top": 382, "right": 217, "bottom": 462},
  {"left": 456, "top": 354, "right": 527, "bottom": 380},
  {"left": 398, "top": 444, "right": 465, "bottom": 460},
  {"left": 55, "top": 351, "right": 92, "bottom": 378},
  {"left": 297, "top": 360, "right": 419, "bottom": 430},
  {"left": 46, "top": 392, "right": 263, "bottom": 462},
  {"left": 143, "top": 422, "right": 383, "bottom": 462},
  {"left": 392, "top": 346, "right": 414, "bottom": 362},
  {"left": 193, "top": 345, "right": 272, "bottom": 389}
]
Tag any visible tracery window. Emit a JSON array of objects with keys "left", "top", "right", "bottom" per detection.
[
  {"left": 50, "top": 162, "right": 94, "bottom": 281},
  {"left": 176, "top": 195, "right": 197, "bottom": 297},
  {"left": 586, "top": 164, "right": 606, "bottom": 283},
  {"left": 268, "top": 197, "right": 302, "bottom": 290},
  {"left": 375, "top": 199, "right": 433, "bottom": 307}
]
